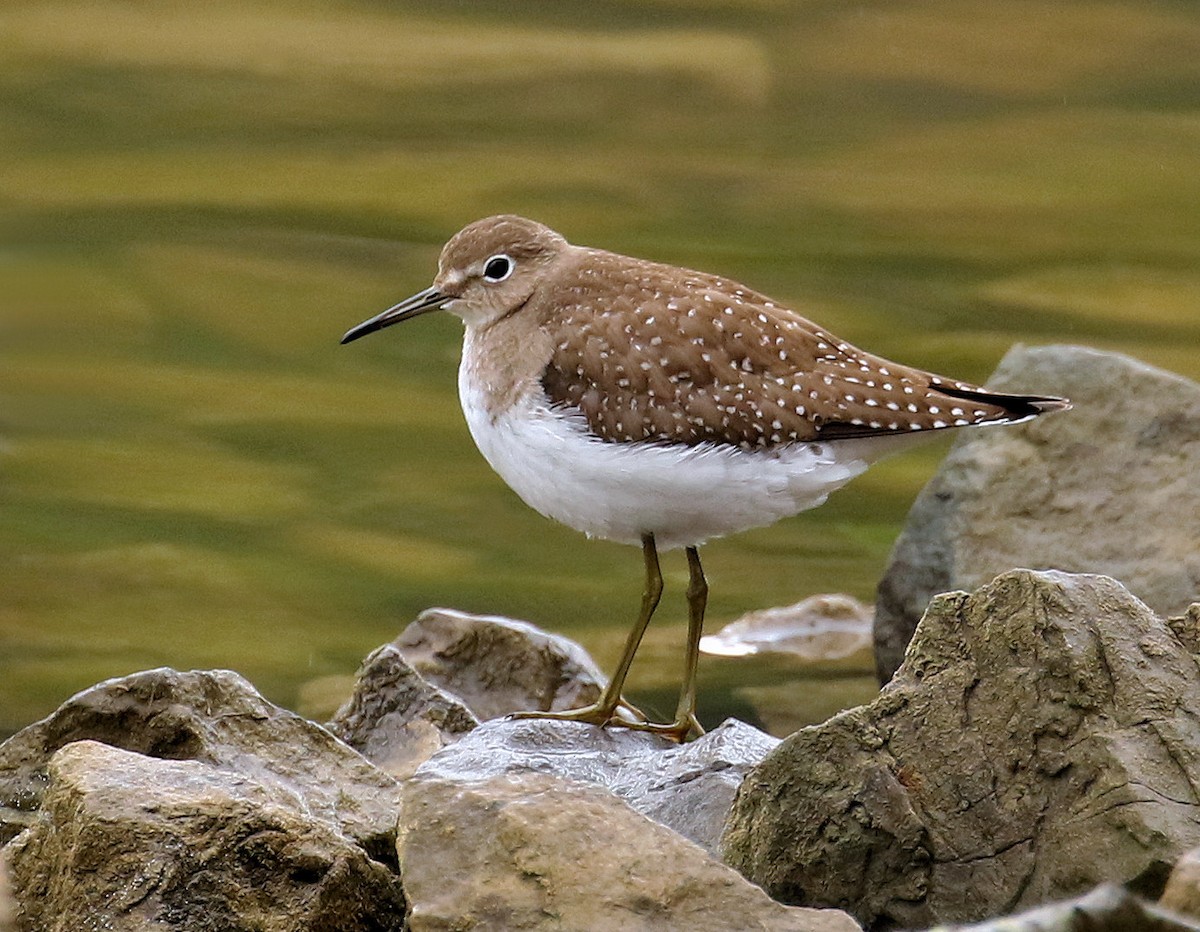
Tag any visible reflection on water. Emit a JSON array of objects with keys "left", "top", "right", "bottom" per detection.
[{"left": 3, "top": 0, "right": 1199, "bottom": 737}]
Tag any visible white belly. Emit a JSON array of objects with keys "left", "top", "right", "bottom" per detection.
[{"left": 458, "top": 370, "right": 904, "bottom": 551}]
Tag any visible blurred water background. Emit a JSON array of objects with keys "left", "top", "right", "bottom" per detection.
[{"left": 3, "top": 0, "right": 1199, "bottom": 737}]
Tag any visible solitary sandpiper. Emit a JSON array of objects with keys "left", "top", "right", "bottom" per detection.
[{"left": 342, "top": 215, "right": 1069, "bottom": 741}]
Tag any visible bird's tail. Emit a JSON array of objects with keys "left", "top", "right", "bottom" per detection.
[{"left": 934, "top": 384, "right": 1072, "bottom": 423}]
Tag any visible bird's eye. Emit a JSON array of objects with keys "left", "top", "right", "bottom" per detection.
[{"left": 483, "top": 254, "right": 513, "bottom": 283}]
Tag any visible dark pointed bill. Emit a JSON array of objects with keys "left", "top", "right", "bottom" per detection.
[{"left": 340, "top": 286, "right": 451, "bottom": 344}]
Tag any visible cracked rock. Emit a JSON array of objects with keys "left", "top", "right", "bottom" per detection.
[
  {"left": 875, "top": 345, "right": 1200, "bottom": 683},
  {"left": 725, "top": 570, "right": 1200, "bottom": 929}
]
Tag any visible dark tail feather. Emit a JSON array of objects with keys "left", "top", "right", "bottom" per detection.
[{"left": 935, "top": 384, "right": 1072, "bottom": 422}]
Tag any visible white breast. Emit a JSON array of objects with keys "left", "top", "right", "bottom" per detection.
[{"left": 457, "top": 358, "right": 908, "bottom": 550}]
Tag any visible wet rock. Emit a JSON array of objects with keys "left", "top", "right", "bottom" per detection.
[
  {"left": 0, "top": 668, "right": 401, "bottom": 864},
  {"left": 416, "top": 716, "right": 777, "bottom": 856},
  {"left": 725, "top": 570, "right": 1200, "bottom": 929},
  {"left": 391, "top": 608, "right": 607, "bottom": 720},
  {"left": 701, "top": 593, "right": 873, "bottom": 666},
  {"left": 875, "top": 345, "right": 1200, "bottom": 683},
  {"left": 327, "top": 645, "right": 478, "bottom": 779},
  {"left": 6, "top": 741, "right": 405, "bottom": 932},
  {"left": 398, "top": 770, "right": 859, "bottom": 932},
  {"left": 1161, "top": 847, "right": 1200, "bottom": 919},
  {"left": 938, "top": 884, "right": 1199, "bottom": 931}
]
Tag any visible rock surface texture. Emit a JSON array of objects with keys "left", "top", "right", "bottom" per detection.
[
  {"left": 875, "top": 345, "right": 1200, "bottom": 683},
  {"left": 327, "top": 644, "right": 479, "bottom": 779},
  {"left": 0, "top": 668, "right": 401, "bottom": 862},
  {"left": 416, "top": 716, "right": 777, "bottom": 855},
  {"left": 6, "top": 741, "right": 405, "bottom": 932},
  {"left": 392, "top": 608, "right": 609, "bottom": 720},
  {"left": 725, "top": 570, "right": 1200, "bottom": 929},
  {"left": 398, "top": 770, "right": 859, "bottom": 932}
]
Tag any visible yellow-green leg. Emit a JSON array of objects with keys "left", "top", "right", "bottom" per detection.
[
  {"left": 510, "top": 533, "right": 662, "bottom": 727},
  {"left": 619, "top": 545, "right": 707, "bottom": 742},
  {"left": 674, "top": 546, "right": 708, "bottom": 739}
]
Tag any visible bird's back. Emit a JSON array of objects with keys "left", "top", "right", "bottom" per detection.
[{"left": 534, "top": 247, "right": 1064, "bottom": 451}]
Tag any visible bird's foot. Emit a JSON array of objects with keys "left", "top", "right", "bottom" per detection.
[
  {"left": 615, "top": 712, "right": 705, "bottom": 743},
  {"left": 507, "top": 701, "right": 626, "bottom": 728},
  {"left": 509, "top": 705, "right": 702, "bottom": 743}
]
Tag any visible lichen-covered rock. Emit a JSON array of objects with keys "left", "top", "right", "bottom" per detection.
[
  {"left": 417, "top": 716, "right": 776, "bottom": 855},
  {"left": 0, "top": 668, "right": 401, "bottom": 864},
  {"left": 391, "top": 608, "right": 608, "bottom": 720},
  {"left": 399, "top": 771, "right": 859, "bottom": 932},
  {"left": 6, "top": 741, "right": 405, "bottom": 932},
  {"left": 327, "top": 645, "right": 478, "bottom": 779},
  {"left": 725, "top": 570, "right": 1200, "bottom": 929},
  {"left": 875, "top": 345, "right": 1200, "bottom": 683}
]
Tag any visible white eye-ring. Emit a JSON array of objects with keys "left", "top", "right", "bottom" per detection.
[{"left": 482, "top": 254, "right": 514, "bottom": 283}]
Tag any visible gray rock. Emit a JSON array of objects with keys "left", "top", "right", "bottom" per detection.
[
  {"left": 700, "top": 593, "right": 873, "bottom": 665},
  {"left": 391, "top": 608, "right": 608, "bottom": 720},
  {"left": 875, "top": 345, "right": 1200, "bottom": 683},
  {"left": 0, "top": 668, "right": 401, "bottom": 864},
  {"left": 417, "top": 716, "right": 777, "bottom": 856},
  {"left": 937, "top": 885, "right": 1199, "bottom": 931},
  {"left": 6, "top": 741, "right": 405, "bottom": 932},
  {"left": 398, "top": 770, "right": 860, "bottom": 932},
  {"left": 725, "top": 570, "right": 1200, "bottom": 929},
  {"left": 327, "top": 645, "right": 479, "bottom": 779}
]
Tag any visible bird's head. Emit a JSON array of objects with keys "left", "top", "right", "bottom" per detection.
[{"left": 341, "top": 215, "right": 567, "bottom": 343}]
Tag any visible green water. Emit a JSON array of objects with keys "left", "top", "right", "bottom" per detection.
[{"left": 3, "top": 0, "right": 1199, "bottom": 738}]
